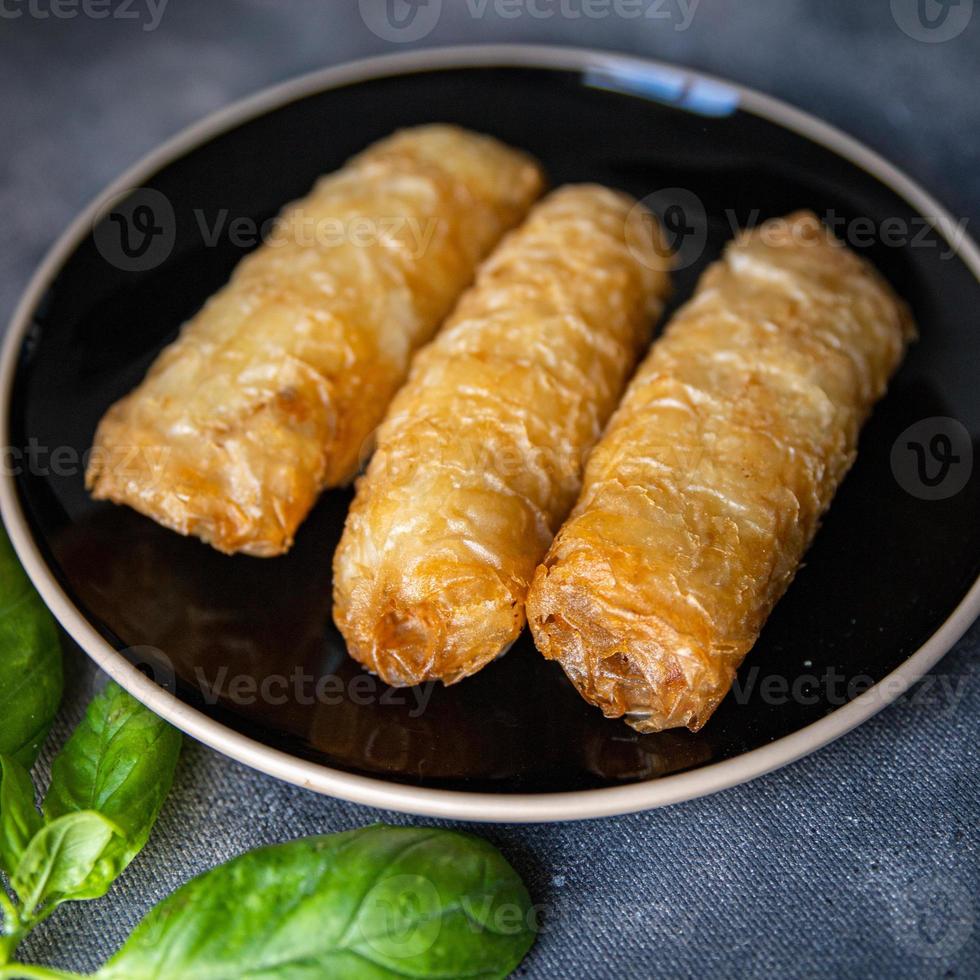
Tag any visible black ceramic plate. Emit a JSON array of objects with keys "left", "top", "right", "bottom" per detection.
[{"left": 2, "top": 47, "right": 978, "bottom": 821}]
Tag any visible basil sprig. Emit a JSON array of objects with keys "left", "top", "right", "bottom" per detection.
[
  {"left": 0, "top": 824, "right": 536, "bottom": 979},
  {"left": 0, "top": 759, "right": 41, "bottom": 877},
  {"left": 0, "top": 683, "right": 181, "bottom": 963},
  {"left": 95, "top": 825, "right": 536, "bottom": 980},
  {"left": 10, "top": 811, "right": 122, "bottom": 920},
  {"left": 0, "top": 527, "right": 62, "bottom": 767},
  {"left": 42, "top": 681, "right": 182, "bottom": 900}
]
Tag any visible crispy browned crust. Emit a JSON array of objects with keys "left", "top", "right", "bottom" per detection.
[
  {"left": 527, "top": 211, "right": 914, "bottom": 733},
  {"left": 85, "top": 125, "right": 545, "bottom": 556},
  {"left": 333, "top": 185, "right": 672, "bottom": 686}
]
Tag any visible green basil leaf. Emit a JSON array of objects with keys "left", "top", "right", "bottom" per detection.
[
  {"left": 10, "top": 811, "right": 120, "bottom": 916},
  {"left": 0, "top": 754, "right": 42, "bottom": 876},
  {"left": 42, "top": 681, "right": 181, "bottom": 900},
  {"left": 0, "top": 525, "right": 63, "bottom": 766},
  {"left": 96, "top": 824, "right": 535, "bottom": 980}
]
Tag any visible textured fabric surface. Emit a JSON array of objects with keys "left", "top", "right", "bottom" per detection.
[{"left": 3, "top": 3, "right": 978, "bottom": 977}]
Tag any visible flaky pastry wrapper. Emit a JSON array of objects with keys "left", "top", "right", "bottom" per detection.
[
  {"left": 86, "top": 125, "right": 544, "bottom": 555},
  {"left": 333, "top": 185, "right": 672, "bottom": 686},
  {"left": 527, "top": 211, "right": 914, "bottom": 732}
]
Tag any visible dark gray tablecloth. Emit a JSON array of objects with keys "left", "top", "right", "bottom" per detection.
[{"left": 3, "top": 2, "right": 978, "bottom": 977}]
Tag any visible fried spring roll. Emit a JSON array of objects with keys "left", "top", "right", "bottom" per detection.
[
  {"left": 527, "top": 211, "right": 913, "bottom": 732},
  {"left": 86, "top": 125, "right": 544, "bottom": 556},
  {"left": 333, "top": 185, "right": 672, "bottom": 686}
]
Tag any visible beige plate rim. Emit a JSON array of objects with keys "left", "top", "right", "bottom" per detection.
[{"left": 2, "top": 44, "right": 978, "bottom": 823}]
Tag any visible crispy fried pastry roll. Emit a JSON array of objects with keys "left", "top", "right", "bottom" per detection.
[
  {"left": 86, "top": 126, "right": 544, "bottom": 556},
  {"left": 333, "top": 185, "right": 672, "bottom": 686},
  {"left": 527, "top": 211, "right": 913, "bottom": 733}
]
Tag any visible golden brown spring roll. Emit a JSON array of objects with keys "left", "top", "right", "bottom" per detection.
[
  {"left": 86, "top": 125, "right": 544, "bottom": 556},
  {"left": 527, "top": 211, "right": 913, "bottom": 733},
  {"left": 333, "top": 185, "right": 672, "bottom": 686}
]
